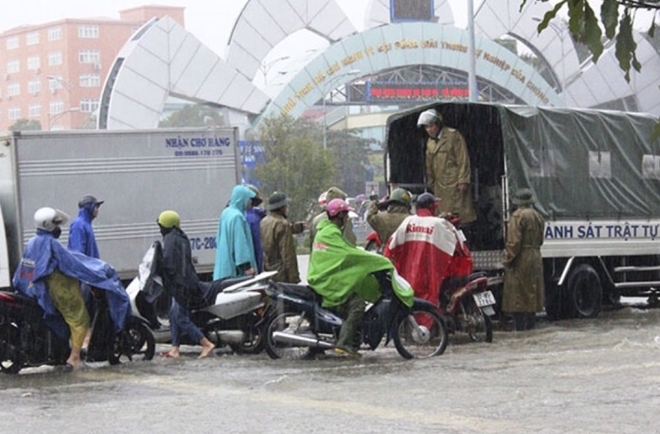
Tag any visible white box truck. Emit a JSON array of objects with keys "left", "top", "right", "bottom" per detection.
[
  {"left": 384, "top": 102, "right": 660, "bottom": 320},
  {"left": 0, "top": 128, "right": 240, "bottom": 289}
]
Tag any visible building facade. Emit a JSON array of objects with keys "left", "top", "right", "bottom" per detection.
[{"left": 0, "top": 6, "right": 184, "bottom": 131}]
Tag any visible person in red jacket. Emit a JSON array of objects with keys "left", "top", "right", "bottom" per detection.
[{"left": 384, "top": 193, "right": 472, "bottom": 307}]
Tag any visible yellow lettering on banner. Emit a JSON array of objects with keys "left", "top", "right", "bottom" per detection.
[
  {"left": 394, "top": 39, "right": 419, "bottom": 50},
  {"left": 295, "top": 82, "right": 314, "bottom": 100},
  {"left": 377, "top": 43, "right": 392, "bottom": 53},
  {"left": 364, "top": 46, "right": 375, "bottom": 56},
  {"left": 327, "top": 62, "right": 341, "bottom": 75},
  {"left": 483, "top": 53, "right": 511, "bottom": 72},
  {"left": 314, "top": 72, "right": 326, "bottom": 85},
  {"left": 280, "top": 97, "right": 297, "bottom": 116},
  {"left": 511, "top": 69, "right": 525, "bottom": 84},
  {"left": 441, "top": 41, "right": 467, "bottom": 52},
  {"left": 342, "top": 50, "right": 364, "bottom": 66},
  {"left": 422, "top": 39, "right": 438, "bottom": 49},
  {"left": 526, "top": 81, "right": 550, "bottom": 104}
]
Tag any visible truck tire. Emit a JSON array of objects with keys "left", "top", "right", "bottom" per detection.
[{"left": 565, "top": 264, "right": 602, "bottom": 318}]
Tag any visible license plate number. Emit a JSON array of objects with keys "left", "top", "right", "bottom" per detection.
[{"left": 473, "top": 291, "right": 496, "bottom": 307}]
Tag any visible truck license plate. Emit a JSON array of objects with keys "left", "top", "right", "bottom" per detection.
[{"left": 473, "top": 291, "right": 496, "bottom": 307}]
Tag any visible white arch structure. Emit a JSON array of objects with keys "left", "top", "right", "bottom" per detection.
[{"left": 98, "top": 0, "right": 660, "bottom": 130}]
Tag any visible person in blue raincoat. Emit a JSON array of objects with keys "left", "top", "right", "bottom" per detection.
[
  {"left": 13, "top": 207, "right": 130, "bottom": 369},
  {"left": 213, "top": 185, "right": 257, "bottom": 280},
  {"left": 68, "top": 195, "right": 104, "bottom": 258},
  {"left": 245, "top": 185, "right": 266, "bottom": 273}
]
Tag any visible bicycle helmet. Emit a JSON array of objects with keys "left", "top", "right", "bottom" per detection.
[
  {"left": 34, "top": 207, "right": 69, "bottom": 232},
  {"left": 326, "top": 199, "right": 353, "bottom": 217},
  {"left": 157, "top": 210, "right": 181, "bottom": 229}
]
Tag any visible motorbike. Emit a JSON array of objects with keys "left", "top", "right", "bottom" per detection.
[
  {"left": 263, "top": 270, "right": 449, "bottom": 360},
  {"left": 438, "top": 272, "right": 496, "bottom": 343},
  {"left": 0, "top": 284, "right": 156, "bottom": 374},
  {"left": 127, "top": 241, "right": 277, "bottom": 354}
]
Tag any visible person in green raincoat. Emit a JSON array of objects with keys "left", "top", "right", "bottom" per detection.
[{"left": 308, "top": 199, "right": 414, "bottom": 357}]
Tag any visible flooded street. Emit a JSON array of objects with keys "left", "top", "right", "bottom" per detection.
[{"left": 1, "top": 302, "right": 659, "bottom": 433}]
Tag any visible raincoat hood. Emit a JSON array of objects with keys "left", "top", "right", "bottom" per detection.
[{"left": 229, "top": 185, "right": 256, "bottom": 212}]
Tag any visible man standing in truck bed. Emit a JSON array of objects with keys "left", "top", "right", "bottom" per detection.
[{"left": 417, "top": 108, "right": 476, "bottom": 226}]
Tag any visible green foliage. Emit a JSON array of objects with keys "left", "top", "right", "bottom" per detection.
[
  {"left": 325, "top": 128, "right": 375, "bottom": 196},
  {"left": 159, "top": 104, "right": 225, "bottom": 127},
  {"left": 525, "top": 0, "right": 659, "bottom": 82},
  {"left": 9, "top": 118, "right": 41, "bottom": 131},
  {"left": 253, "top": 115, "right": 336, "bottom": 222}
]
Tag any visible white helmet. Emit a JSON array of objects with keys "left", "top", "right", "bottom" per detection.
[
  {"left": 417, "top": 109, "right": 442, "bottom": 127},
  {"left": 34, "top": 207, "right": 69, "bottom": 232}
]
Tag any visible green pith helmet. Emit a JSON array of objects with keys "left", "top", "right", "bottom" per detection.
[
  {"left": 157, "top": 210, "right": 181, "bottom": 228},
  {"left": 389, "top": 188, "right": 412, "bottom": 207},
  {"left": 325, "top": 187, "right": 347, "bottom": 201}
]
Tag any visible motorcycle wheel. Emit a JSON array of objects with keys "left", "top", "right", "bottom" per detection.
[
  {"left": 229, "top": 320, "right": 266, "bottom": 355},
  {"left": 109, "top": 317, "right": 156, "bottom": 365},
  {"left": 264, "top": 310, "right": 315, "bottom": 360},
  {"left": 393, "top": 306, "right": 448, "bottom": 359},
  {"left": 0, "top": 324, "right": 22, "bottom": 374},
  {"left": 462, "top": 298, "right": 493, "bottom": 343}
]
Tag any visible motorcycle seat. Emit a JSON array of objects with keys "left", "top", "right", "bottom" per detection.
[
  {"left": 201, "top": 276, "right": 252, "bottom": 305},
  {"left": 274, "top": 282, "right": 322, "bottom": 303}
]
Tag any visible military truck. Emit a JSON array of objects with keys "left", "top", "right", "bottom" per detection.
[
  {"left": 0, "top": 128, "right": 240, "bottom": 289},
  {"left": 385, "top": 102, "right": 660, "bottom": 319}
]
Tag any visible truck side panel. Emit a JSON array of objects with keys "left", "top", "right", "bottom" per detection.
[{"left": 3, "top": 128, "right": 240, "bottom": 280}]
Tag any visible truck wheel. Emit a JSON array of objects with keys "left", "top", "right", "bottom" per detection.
[{"left": 565, "top": 264, "right": 602, "bottom": 318}]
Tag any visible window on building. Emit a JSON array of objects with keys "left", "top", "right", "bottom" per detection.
[
  {"left": 28, "top": 104, "right": 41, "bottom": 118},
  {"left": 7, "top": 83, "right": 20, "bottom": 97},
  {"left": 78, "top": 25, "right": 99, "bottom": 39},
  {"left": 80, "top": 99, "right": 100, "bottom": 113},
  {"left": 5, "top": 37, "right": 19, "bottom": 50},
  {"left": 8, "top": 107, "right": 21, "bottom": 120},
  {"left": 48, "top": 27, "right": 62, "bottom": 41},
  {"left": 26, "top": 32, "right": 40, "bottom": 46},
  {"left": 78, "top": 50, "right": 100, "bottom": 64},
  {"left": 28, "top": 79, "right": 41, "bottom": 95},
  {"left": 6, "top": 60, "right": 20, "bottom": 74},
  {"left": 48, "top": 76, "right": 63, "bottom": 91},
  {"left": 49, "top": 101, "right": 64, "bottom": 114},
  {"left": 27, "top": 56, "right": 41, "bottom": 71},
  {"left": 79, "top": 74, "right": 101, "bottom": 88},
  {"left": 48, "top": 51, "right": 63, "bottom": 66}
]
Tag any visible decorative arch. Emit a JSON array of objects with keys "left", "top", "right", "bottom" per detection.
[{"left": 256, "top": 22, "right": 559, "bottom": 124}]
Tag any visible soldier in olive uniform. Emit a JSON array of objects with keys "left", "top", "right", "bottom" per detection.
[
  {"left": 366, "top": 188, "right": 412, "bottom": 245},
  {"left": 502, "top": 188, "right": 545, "bottom": 331},
  {"left": 417, "top": 108, "right": 477, "bottom": 226},
  {"left": 260, "top": 192, "right": 304, "bottom": 283}
]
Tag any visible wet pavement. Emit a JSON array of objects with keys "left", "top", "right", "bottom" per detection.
[{"left": 1, "top": 302, "right": 660, "bottom": 433}]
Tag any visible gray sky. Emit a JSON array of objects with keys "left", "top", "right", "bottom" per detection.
[{"left": 0, "top": 0, "right": 476, "bottom": 58}]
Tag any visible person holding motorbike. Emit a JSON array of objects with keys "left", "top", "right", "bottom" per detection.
[
  {"left": 214, "top": 184, "right": 257, "bottom": 280},
  {"left": 308, "top": 186, "right": 357, "bottom": 249},
  {"left": 12, "top": 207, "right": 130, "bottom": 370},
  {"left": 384, "top": 193, "right": 472, "bottom": 308},
  {"left": 157, "top": 210, "right": 216, "bottom": 359},
  {"left": 308, "top": 199, "right": 414, "bottom": 358},
  {"left": 366, "top": 187, "right": 412, "bottom": 247}
]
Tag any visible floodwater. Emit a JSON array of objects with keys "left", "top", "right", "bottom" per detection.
[{"left": 1, "top": 302, "right": 659, "bottom": 434}]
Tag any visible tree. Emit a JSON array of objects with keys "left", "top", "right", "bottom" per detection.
[
  {"left": 9, "top": 118, "right": 41, "bottom": 131},
  {"left": 522, "top": 0, "right": 658, "bottom": 81},
  {"left": 325, "top": 128, "right": 375, "bottom": 196},
  {"left": 253, "top": 115, "right": 336, "bottom": 222},
  {"left": 159, "top": 103, "right": 225, "bottom": 128}
]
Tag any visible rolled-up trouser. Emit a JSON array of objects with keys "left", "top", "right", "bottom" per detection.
[
  {"left": 45, "top": 270, "right": 90, "bottom": 349},
  {"left": 332, "top": 292, "right": 365, "bottom": 352},
  {"left": 169, "top": 298, "right": 204, "bottom": 346}
]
